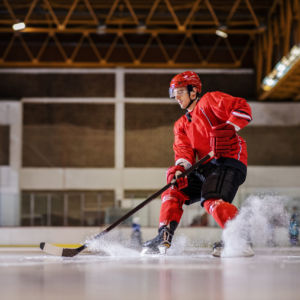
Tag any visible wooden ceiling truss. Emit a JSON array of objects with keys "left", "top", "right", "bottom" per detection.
[
  {"left": 0, "top": 0, "right": 267, "bottom": 67},
  {"left": 0, "top": 0, "right": 299, "bottom": 99}
]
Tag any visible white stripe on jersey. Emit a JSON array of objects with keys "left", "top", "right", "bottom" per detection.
[
  {"left": 200, "top": 108, "right": 213, "bottom": 126},
  {"left": 226, "top": 120, "right": 240, "bottom": 131},
  {"left": 232, "top": 111, "right": 252, "bottom": 120}
]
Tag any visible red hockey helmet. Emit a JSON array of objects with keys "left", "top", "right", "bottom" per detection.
[{"left": 169, "top": 71, "right": 202, "bottom": 99}]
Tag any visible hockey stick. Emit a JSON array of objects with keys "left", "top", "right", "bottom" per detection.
[{"left": 40, "top": 151, "right": 214, "bottom": 257}]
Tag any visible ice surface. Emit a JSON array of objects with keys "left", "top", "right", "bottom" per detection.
[
  {"left": 1, "top": 195, "right": 298, "bottom": 299},
  {"left": 0, "top": 247, "right": 300, "bottom": 300}
]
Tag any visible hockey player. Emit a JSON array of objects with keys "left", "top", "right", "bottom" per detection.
[{"left": 142, "top": 71, "right": 253, "bottom": 257}]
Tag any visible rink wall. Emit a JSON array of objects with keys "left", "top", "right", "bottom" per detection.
[
  {"left": 0, "top": 68, "right": 300, "bottom": 231},
  {"left": 0, "top": 226, "right": 290, "bottom": 247}
]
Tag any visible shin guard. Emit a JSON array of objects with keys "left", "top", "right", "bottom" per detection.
[
  {"left": 203, "top": 199, "right": 238, "bottom": 229},
  {"left": 159, "top": 188, "right": 188, "bottom": 227}
]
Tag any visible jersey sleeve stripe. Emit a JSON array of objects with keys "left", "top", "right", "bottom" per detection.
[
  {"left": 235, "top": 109, "right": 251, "bottom": 116},
  {"left": 226, "top": 120, "right": 241, "bottom": 131},
  {"left": 232, "top": 111, "right": 252, "bottom": 121}
]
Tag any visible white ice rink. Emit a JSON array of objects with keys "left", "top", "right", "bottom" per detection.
[{"left": 1, "top": 246, "right": 300, "bottom": 300}]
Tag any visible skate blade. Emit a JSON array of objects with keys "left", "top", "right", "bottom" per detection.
[
  {"left": 212, "top": 251, "right": 221, "bottom": 257},
  {"left": 158, "top": 245, "right": 167, "bottom": 255},
  {"left": 158, "top": 243, "right": 171, "bottom": 255},
  {"left": 140, "top": 245, "right": 169, "bottom": 256},
  {"left": 211, "top": 247, "right": 223, "bottom": 257}
]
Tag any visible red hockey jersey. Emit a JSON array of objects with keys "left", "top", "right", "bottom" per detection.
[{"left": 173, "top": 91, "right": 252, "bottom": 168}]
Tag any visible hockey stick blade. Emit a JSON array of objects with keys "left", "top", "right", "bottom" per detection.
[
  {"left": 40, "top": 151, "right": 213, "bottom": 257},
  {"left": 40, "top": 242, "right": 87, "bottom": 257}
]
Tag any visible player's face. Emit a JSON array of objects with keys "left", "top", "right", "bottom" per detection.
[{"left": 174, "top": 87, "right": 190, "bottom": 109}]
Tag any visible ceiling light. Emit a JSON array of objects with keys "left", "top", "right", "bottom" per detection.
[
  {"left": 12, "top": 22, "right": 26, "bottom": 31},
  {"left": 137, "top": 22, "right": 146, "bottom": 34},
  {"left": 96, "top": 24, "right": 107, "bottom": 35},
  {"left": 262, "top": 44, "right": 300, "bottom": 91},
  {"left": 216, "top": 26, "right": 228, "bottom": 38}
]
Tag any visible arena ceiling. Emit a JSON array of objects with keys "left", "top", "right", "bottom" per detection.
[{"left": 0, "top": 0, "right": 299, "bottom": 100}]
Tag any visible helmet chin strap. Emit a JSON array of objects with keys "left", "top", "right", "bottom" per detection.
[
  {"left": 185, "top": 94, "right": 198, "bottom": 110},
  {"left": 185, "top": 85, "right": 199, "bottom": 110}
]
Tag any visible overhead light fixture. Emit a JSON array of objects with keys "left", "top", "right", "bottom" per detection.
[
  {"left": 262, "top": 44, "right": 300, "bottom": 91},
  {"left": 137, "top": 22, "right": 146, "bottom": 34},
  {"left": 215, "top": 26, "right": 228, "bottom": 38},
  {"left": 96, "top": 24, "right": 107, "bottom": 35},
  {"left": 12, "top": 22, "right": 26, "bottom": 31}
]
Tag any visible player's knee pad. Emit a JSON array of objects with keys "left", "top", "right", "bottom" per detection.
[
  {"left": 161, "top": 188, "right": 189, "bottom": 206},
  {"left": 203, "top": 199, "right": 238, "bottom": 228},
  {"left": 201, "top": 166, "right": 245, "bottom": 205},
  {"left": 160, "top": 189, "right": 188, "bottom": 225}
]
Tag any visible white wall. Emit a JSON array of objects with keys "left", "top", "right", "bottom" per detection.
[{"left": 0, "top": 102, "right": 22, "bottom": 226}]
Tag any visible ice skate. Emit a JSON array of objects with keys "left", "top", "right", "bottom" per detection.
[
  {"left": 211, "top": 241, "right": 224, "bottom": 257},
  {"left": 141, "top": 225, "right": 173, "bottom": 255}
]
